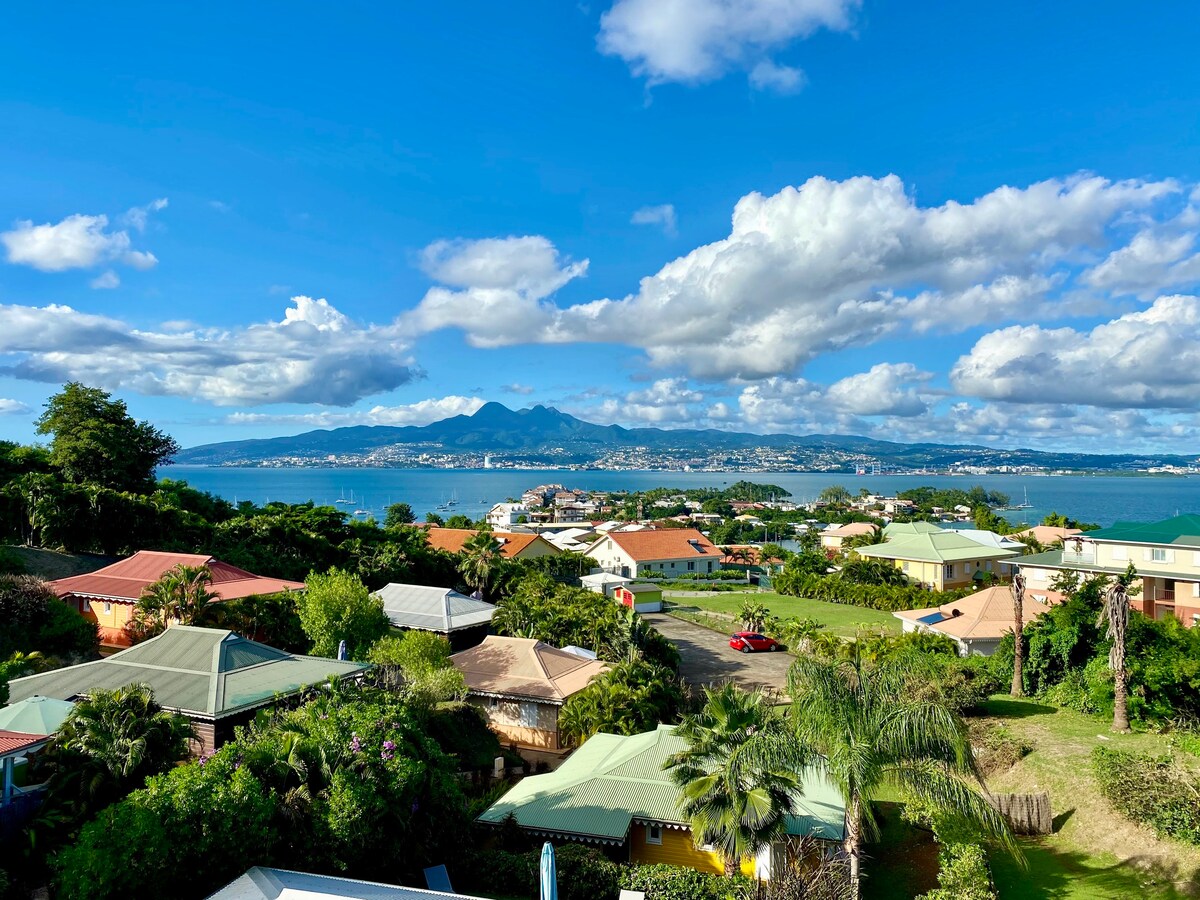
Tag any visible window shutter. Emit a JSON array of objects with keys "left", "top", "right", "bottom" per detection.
[
  {"left": 1167, "top": 550, "right": 1176, "bottom": 564},
  {"left": 1144, "top": 549, "right": 1152, "bottom": 561}
]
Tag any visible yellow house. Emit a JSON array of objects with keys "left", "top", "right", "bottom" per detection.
[
  {"left": 854, "top": 523, "right": 1021, "bottom": 591},
  {"left": 477, "top": 725, "right": 845, "bottom": 880}
]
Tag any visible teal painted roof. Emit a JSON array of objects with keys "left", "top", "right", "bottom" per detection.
[
  {"left": 1084, "top": 515, "right": 1200, "bottom": 547},
  {"left": 7, "top": 626, "right": 368, "bottom": 719},
  {"left": 478, "top": 725, "right": 845, "bottom": 843},
  {"left": 858, "top": 529, "right": 1020, "bottom": 564}
]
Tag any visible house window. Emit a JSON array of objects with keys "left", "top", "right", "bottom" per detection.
[
  {"left": 670, "top": 562, "right": 675, "bottom": 569},
  {"left": 1151, "top": 548, "right": 1168, "bottom": 563},
  {"left": 488, "top": 697, "right": 500, "bottom": 710},
  {"left": 901, "top": 562, "right": 909, "bottom": 573},
  {"left": 687, "top": 561, "right": 695, "bottom": 571},
  {"left": 1192, "top": 582, "right": 1199, "bottom": 599},
  {"left": 707, "top": 562, "right": 713, "bottom": 572},
  {"left": 102, "top": 601, "right": 112, "bottom": 614},
  {"left": 519, "top": 702, "right": 539, "bottom": 728},
  {"left": 646, "top": 824, "right": 663, "bottom": 845},
  {"left": 943, "top": 565, "right": 954, "bottom": 579}
]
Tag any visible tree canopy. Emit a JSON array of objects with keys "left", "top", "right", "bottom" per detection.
[
  {"left": 36, "top": 383, "right": 179, "bottom": 492},
  {"left": 296, "top": 568, "right": 389, "bottom": 660}
]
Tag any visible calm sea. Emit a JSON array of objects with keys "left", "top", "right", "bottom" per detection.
[{"left": 162, "top": 466, "right": 1200, "bottom": 528}]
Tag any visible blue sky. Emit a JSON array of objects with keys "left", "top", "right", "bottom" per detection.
[{"left": 2, "top": 1, "right": 1200, "bottom": 452}]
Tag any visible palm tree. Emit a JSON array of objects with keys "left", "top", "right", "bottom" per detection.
[
  {"left": 459, "top": 530, "right": 502, "bottom": 598},
  {"left": 1098, "top": 565, "right": 1135, "bottom": 733},
  {"left": 1010, "top": 573, "right": 1026, "bottom": 697},
  {"left": 137, "top": 563, "right": 216, "bottom": 629},
  {"left": 844, "top": 525, "right": 885, "bottom": 552},
  {"left": 42, "top": 683, "right": 196, "bottom": 816},
  {"left": 788, "top": 654, "right": 1017, "bottom": 898},
  {"left": 664, "top": 683, "right": 807, "bottom": 876}
]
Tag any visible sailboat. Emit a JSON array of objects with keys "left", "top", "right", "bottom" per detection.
[
  {"left": 354, "top": 496, "right": 371, "bottom": 516},
  {"left": 1011, "top": 487, "right": 1033, "bottom": 510},
  {"left": 335, "top": 488, "right": 354, "bottom": 505}
]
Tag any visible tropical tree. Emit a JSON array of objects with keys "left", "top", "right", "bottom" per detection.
[
  {"left": 1010, "top": 572, "right": 1026, "bottom": 697},
  {"left": 296, "top": 568, "right": 390, "bottom": 659},
  {"left": 36, "top": 382, "right": 179, "bottom": 492},
  {"left": 459, "top": 530, "right": 503, "bottom": 598},
  {"left": 844, "top": 525, "right": 884, "bottom": 551},
  {"left": 39, "top": 683, "right": 195, "bottom": 819},
  {"left": 665, "top": 683, "right": 807, "bottom": 876},
  {"left": 558, "top": 659, "right": 684, "bottom": 744},
  {"left": 738, "top": 599, "right": 771, "bottom": 633},
  {"left": 787, "top": 654, "right": 1017, "bottom": 898},
  {"left": 1098, "top": 564, "right": 1136, "bottom": 733},
  {"left": 384, "top": 502, "right": 416, "bottom": 528}
]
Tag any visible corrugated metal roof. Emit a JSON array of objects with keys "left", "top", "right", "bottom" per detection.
[
  {"left": 0, "top": 730, "right": 47, "bottom": 757},
  {"left": 7, "top": 626, "right": 367, "bottom": 718},
  {"left": 479, "top": 725, "right": 845, "bottom": 842},
  {"left": 208, "top": 867, "right": 490, "bottom": 900},
  {"left": 375, "top": 584, "right": 496, "bottom": 632},
  {"left": 49, "top": 550, "right": 303, "bottom": 603},
  {"left": 1086, "top": 514, "right": 1200, "bottom": 546},
  {"left": 857, "top": 530, "right": 1020, "bottom": 564}
]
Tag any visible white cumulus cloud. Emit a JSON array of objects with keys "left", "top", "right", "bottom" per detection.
[
  {"left": 0, "top": 399, "right": 31, "bottom": 415},
  {"left": 225, "top": 395, "right": 484, "bottom": 428},
  {"left": 0, "top": 296, "right": 416, "bottom": 406},
  {"left": 2, "top": 200, "right": 167, "bottom": 272},
  {"left": 411, "top": 174, "right": 1179, "bottom": 381},
  {"left": 598, "top": 0, "right": 857, "bottom": 88},
  {"left": 951, "top": 293, "right": 1200, "bottom": 410},
  {"left": 89, "top": 270, "right": 121, "bottom": 290}
]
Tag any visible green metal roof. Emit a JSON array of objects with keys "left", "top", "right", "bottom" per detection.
[
  {"left": 6, "top": 626, "right": 369, "bottom": 719},
  {"left": 478, "top": 725, "right": 845, "bottom": 843},
  {"left": 1083, "top": 515, "right": 1200, "bottom": 547},
  {"left": 857, "top": 530, "right": 1020, "bottom": 564}
]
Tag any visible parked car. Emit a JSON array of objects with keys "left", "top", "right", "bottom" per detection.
[{"left": 729, "top": 632, "right": 779, "bottom": 653}]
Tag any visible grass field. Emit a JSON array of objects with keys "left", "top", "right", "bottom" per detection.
[
  {"left": 978, "top": 696, "right": 1200, "bottom": 898},
  {"left": 666, "top": 590, "right": 901, "bottom": 638}
]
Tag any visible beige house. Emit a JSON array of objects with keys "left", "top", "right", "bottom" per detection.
[
  {"left": 450, "top": 636, "right": 607, "bottom": 750},
  {"left": 583, "top": 528, "right": 723, "bottom": 578},
  {"left": 1018, "top": 514, "right": 1200, "bottom": 627},
  {"left": 893, "top": 585, "right": 1053, "bottom": 656}
]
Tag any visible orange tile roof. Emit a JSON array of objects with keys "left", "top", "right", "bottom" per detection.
[
  {"left": 50, "top": 550, "right": 303, "bottom": 603},
  {"left": 894, "top": 585, "right": 1053, "bottom": 641},
  {"left": 593, "top": 528, "right": 722, "bottom": 562},
  {"left": 423, "top": 528, "right": 557, "bottom": 558}
]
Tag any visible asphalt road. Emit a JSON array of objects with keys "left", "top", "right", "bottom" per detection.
[{"left": 642, "top": 612, "right": 793, "bottom": 696}]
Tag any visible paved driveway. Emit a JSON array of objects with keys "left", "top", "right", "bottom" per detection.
[{"left": 642, "top": 612, "right": 793, "bottom": 696}]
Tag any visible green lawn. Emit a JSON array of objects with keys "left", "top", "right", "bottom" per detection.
[
  {"left": 977, "top": 697, "right": 1200, "bottom": 898},
  {"left": 666, "top": 590, "right": 900, "bottom": 638}
]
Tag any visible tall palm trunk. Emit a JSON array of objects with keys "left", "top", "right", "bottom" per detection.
[
  {"left": 1099, "top": 577, "right": 1132, "bottom": 733},
  {"left": 1010, "top": 573, "right": 1026, "bottom": 697},
  {"left": 846, "top": 794, "right": 863, "bottom": 899}
]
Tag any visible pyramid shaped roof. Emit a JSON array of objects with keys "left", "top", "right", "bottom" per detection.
[{"left": 374, "top": 583, "right": 496, "bottom": 632}]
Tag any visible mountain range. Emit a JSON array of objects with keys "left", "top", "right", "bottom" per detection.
[{"left": 172, "top": 403, "right": 1196, "bottom": 472}]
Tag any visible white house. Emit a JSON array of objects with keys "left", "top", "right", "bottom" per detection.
[
  {"left": 486, "top": 503, "right": 530, "bottom": 530},
  {"left": 583, "top": 528, "right": 723, "bottom": 578}
]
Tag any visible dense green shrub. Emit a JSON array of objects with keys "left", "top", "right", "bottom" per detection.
[
  {"left": 424, "top": 701, "right": 501, "bottom": 769},
  {"left": 620, "top": 863, "right": 753, "bottom": 899},
  {"left": 457, "top": 846, "right": 620, "bottom": 900},
  {"left": 559, "top": 659, "right": 686, "bottom": 743},
  {"left": 917, "top": 843, "right": 996, "bottom": 900},
  {"left": 773, "top": 571, "right": 970, "bottom": 612},
  {"left": 53, "top": 687, "right": 470, "bottom": 899},
  {"left": 1092, "top": 747, "right": 1200, "bottom": 844},
  {"left": 0, "top": 574, "right": 99, "bottom": 661}
]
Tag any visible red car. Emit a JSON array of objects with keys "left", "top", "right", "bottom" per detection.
[{"left": 729, "top": 632, "right": 780, "bottom": 653}]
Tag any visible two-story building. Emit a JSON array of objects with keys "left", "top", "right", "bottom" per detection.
[
  {"left": 854, "top": 522, "right": 1021, "bottom": 590},
  {"left": 582, "top": 528, "right": 724, "bottom": 578},
  {"left": 1017, "top": 514, "right": 1200, "bottom": 626},
  {"left": 485, "top": 503, "right": 531, "bottom": 530}
]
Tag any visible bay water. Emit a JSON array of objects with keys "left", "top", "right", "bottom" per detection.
[{"left": 163, "top": 466, "right": 1200, "bottom": 528}]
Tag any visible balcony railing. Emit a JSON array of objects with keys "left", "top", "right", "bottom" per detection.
[{"left": 1061, "top": 547, "right": 1096, "bottom": 565}]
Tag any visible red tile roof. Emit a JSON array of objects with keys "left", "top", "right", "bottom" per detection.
[
  {"left": 0, "top": 730, "right": 46, "bottom": 756},
  {"left": 594, "top": 528, "right": 722, "bottom": 562},
  {"left": 49, "top": 550, "right": 303, "bottom": 603},
  {"left": 423, "top": 528, "right": 557, "bottom": 558}
]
